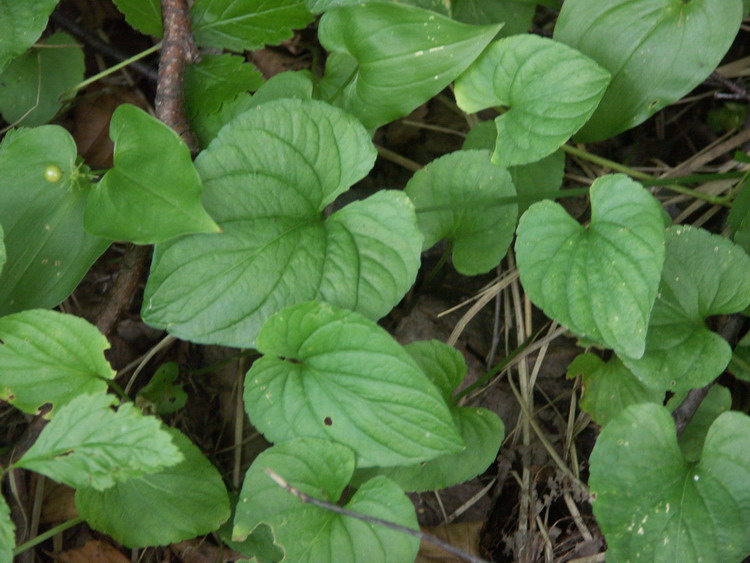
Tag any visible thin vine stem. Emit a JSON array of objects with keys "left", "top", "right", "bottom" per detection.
[
  {"left": 12, "top": 516, "right": 84, "bottom": 556},
  {"left": 64, "top": 43, "right": 162, "bottom": 95}
]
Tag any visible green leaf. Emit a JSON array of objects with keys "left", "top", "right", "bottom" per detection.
[
  {"left": 0, "top": 494, "right": 14, "bottom": 563},
  {"left": 85, "top": 104, "right": 220, "bottom": 244},
  {"left": 245, "top": 302, "right": 464, "bottom": 467},
  {"left": 0, "top": 310, "right": 115, "bottom": 415},
  {"left": 621, "top": 226, "right": 750, "bottom": 391},
  {"left": 317, "top": 3, "right": 501, "bottom": 130},
  {"left": 135, "top": 362, "right": 187, "bottom": 415},
  {"left": 567, "top": 353, "right": 663, "bottom": 427},
  {"left": 191, "top": 70, "right": 314, "bottom": 148},
  {"left": 452, "top": 0, "right": 535, "bottom": 37},
  {"left": 76, "top": 427, "right": 230, "bottom": 547},
  {"left": 728, "top": 176, "right": 750, "bottom": 253},
  {"left": 15, "top": 393, "right": 182, "bottom": 490},
  {"left": 678, "top": 385, "right": 731, "bottom": 462},
  {"left": 0, "top": 126, "right": 110, "bottom": 315},
  {"left": 405, "top": 150, "right": 516, "bottom": 275},
  {"left": 515, "top": 174, "right": 665, "bottom": 359},
  {"left": 354, "top": 340, "right": 504, "bottom": 492},
  {"left": 184, "top": 54, "right": 264, "bottom": 118},
  {"left": 462, "top": 122, "right": 565, "bottom": 214},
  {"left": 143, "top": 99, "right": 421, "bottom": 347},
  {"left": 729, "top": 331, "right": 750, "bottom": 383},
  {"left": 0, "top": 32, "right": 84, "bottom": 126},
  {"left": 234, "top": 438, "right": 420, "bottom": 563},
  {"left": 222, "top": 521, "right": 283, "bottom": 562},
  {"left": 112, "top": 0, "right": 162, "bottom": 36},
  {"left": 554, "top": 0, "right": 743, "bottom": 142},
  {"left": 454, "top": 34, "right": 610, "bottom": 166},
  {"left": 191, "top": 0, "right": 314, "bottom": 52},
  {"left": 0, "top": 223, "right": 5, "bottom": 276},
  {"left": 0, "top": 0, "right": 59, "bottom": 73},
  {"left": 589, "top": 403, "right": 750, "bottom": 563}
]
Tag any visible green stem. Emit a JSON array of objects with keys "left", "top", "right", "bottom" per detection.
[
  {"left": 422, "top": 241, "right": 452, "bottom": 285},
  {"left": 64, "top": 43, "right": 162, "bottom": 96},
  {"left": 13, "top": 516, "right": 84, "bottom": 556}
]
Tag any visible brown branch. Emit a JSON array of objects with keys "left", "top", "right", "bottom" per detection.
[{"left": 155, "top": 0, "right": 201, "bottom": 152}]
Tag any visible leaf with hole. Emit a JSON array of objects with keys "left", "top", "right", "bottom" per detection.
[
  {"left": 0, "top": 310, "right": 115, "bottom": 415},
  {"left": 589, "top": 403, "right": 750, "bottom": 563},
  {"left": 245, "top": 302, "right": 464, "bottom": 467},
  {"left": 233, "top": 438, "right": 420, "bottom": 563},
  {"left": 143, "top": 99, "right": 421, "bottom": 348},
  {"left": 84, "top": 104, "right": 220, "bottom": 244},
  {"left": 515, "top": 174, "right": 665, "bottom": 359},
  {"left": 0, "top": 126, "right": 110, "bottom": 315},
  {"left": 191, "top": 0, "right": 314, "bottom": 52},
  {"left": 554, "top": 0, "right": 744, "bottom": 142},
  {"left": 317, "top": 2, "right": 501, "bottom": 129},
  {"left": 404, "top": 150, "right": 517, "bottom": 275},
  {"left": 620, "top": 226, "right": 750, "bottom": 391},
  {"left": 15, "top": 393, "right": 182, "bottom": 490},
  {"left": 454, "top": 34, "right": 609, "bottom": 166},
  {"left": 76, "top": 427, "right": 230, "bottom": 547},
  {"left": 0, "top": 32, "right": 84, "bottom": 126}
]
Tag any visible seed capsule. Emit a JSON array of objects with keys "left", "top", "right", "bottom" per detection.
[{"left": 44, "top": 165, "right": 63, "bottom": 183}]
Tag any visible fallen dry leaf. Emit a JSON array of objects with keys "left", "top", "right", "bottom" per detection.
[
  {"left": 417, "top": 521, "right": 484, "bottom": 562},
  {"left": 57, "top": 539, "right": 129, "bottom": 563}
]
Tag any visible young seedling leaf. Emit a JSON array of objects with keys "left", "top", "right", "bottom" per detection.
[
  {"left": 135, "top": 362, "right": 187, "bottom": 415},
  {"left": 191, "top": 0, "right": 314, "bottom": 52},
  {"left": 589, "top": 403, "right": 750, "bottom": 563},
  {"left": 554, "top": 0, "right": 744, "bottom": 142},
  {"left": 0, "top": 310, "right": 115, "bottom": 415},
  {"left": 245, "top": 302, "right": 464, "bottom": 467},
  {"left": 317, "top": 3, "right": 501, "bottom": 129},
  {"left": 678, "top": 385, "right": 731, "bottom": 463},
  {"left": 0, "top": 0, "right": 59, "bottom": 73},
  {"left": 0, "top": 32, "right": 84, "bottom": 126},
  {"left": 404, "top": 150, "right": 517, "bottom": 275},
  {"left": 462, "top": 122, "right": 565, "bottom": 214},
  {"left": 184, "top": 54, "right": 264, "bottom": 118},
  {"left": 85, "top": 104, "right": 220, "bottom": 244},
  {"left": 234, "top": 438, "right": 420, "bottom": 563},
  {"left": 15, "top": 393, "right": 182, "bottom": 490},
  {"left": 621, "top": 226, "right": 750, "bottom": 391},
  {"left": 143, "top": 99, "right": 421, "bottom": 348},
  {"left": 221, "top": 522, "right": 283, "bottom": 562},
  {"left": 353, "top": 339, "right": 504, "bottom": 492},
  {"left": 0, "top": 126, "right": 110, "bottom": 315},
  {"left": 567, "top": 353, "right": 663, "bottom": 427},
  {"left": 515, "top": 174, "right": 665, "bottom": 359},
  {"left": 454, "top": 34, "right": 610, "bottom": 166},
  {"left": 112, "top": 0, "right": 163, "bottom": 37},
  {"left": 76, "top": 427, "right": 230, "bottom": 547},
  {"left": 0, "top": 494, "right": 14, "bottom": 563}
]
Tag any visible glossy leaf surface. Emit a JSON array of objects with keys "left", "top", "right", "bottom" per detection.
[
  {"left": 84, "top": 104, "right": 220, "bottom": 244},
  {"left": 516, "top": 174, "right": 665, "bottom": 359},
  {"left": 590, "top": 404, "right": 750, "bottom": 563},
  {"left": 554, "top": 0, "right": 743, "bottom": 142},
  {"left": 455, "top": 34, "right": 610, "bottom": 166},
  {"left": 143, "top": 99, "right": 421, "bottom": 347},
  {"left": 245, "top": 302, "right": 463, "bottom": 467},
  {"left": 234, "top": 438, "right": 420, "bottom": 562},
  {"left": 0, "top": 310, "right": 114, "bottom": 415}
]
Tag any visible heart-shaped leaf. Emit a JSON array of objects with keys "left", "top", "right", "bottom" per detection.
[
  {"left": 245, "top": 302, "right": 464, "bottom": 467},
  {"left": 589, "top": 403, "right": 750, "bottom": 562},
  {"left": 567, "top": 353, "right": 664, "bottom": 427},
  {"left": 234, "top": 438, "right": 420, "bottom": 563},
  {"left": 0, "top": 32, "right": 84, "bottom": 127},
  {"left": 621, "top": 226, "right": 750, "bottom": 391},
  {"left": 84, "top": 104, "right": 219, "bottom": 244},
  {"left": 404, "top": 150, "right": 517, "bottom": 275},
  {"left": 554, "top": 0, "right": 743, "bottom": 142},
  {"left": 76, "top": 427, "right": 230, "bottom": 547},
  {"left": 191, "top": 0, "right": 314, "bottom": 52},
  {"left": 0, "top": 126, "right": 110, "bottom": 315},
  {"left": 354, "top": 340, "right": 504, "bottom": 492},
  {"left": 317, "top": 2, "right": 500, "bottom": 129},
  {"left": 515, "top": 174, "right": 665, "bottom": 359},
  {"left": 0, "top": 310, "right": 115, "bottom": 415},
  {"left": 454, "top": 34, "right": 610, "bottom": 166},
  {"left": 143, "top": 99, "right": 422, "bottom": 348},
  {"left": 15, "top": 394, "right": 182, "bottom": 491}
]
